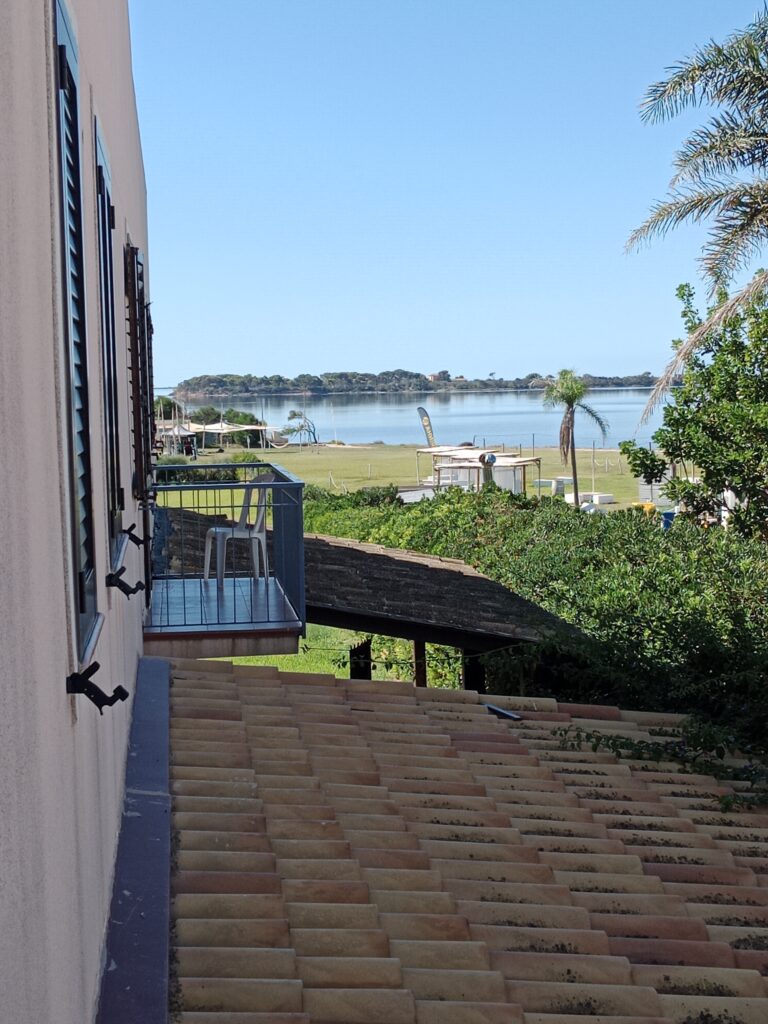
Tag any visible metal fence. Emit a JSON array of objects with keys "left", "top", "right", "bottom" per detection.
[{"left": 149, "top": 461, "right": 305, "bottom": 632}]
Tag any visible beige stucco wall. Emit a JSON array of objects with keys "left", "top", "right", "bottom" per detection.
[{"left": 0, "top": 1, "right": 150, "bottom": 1021}]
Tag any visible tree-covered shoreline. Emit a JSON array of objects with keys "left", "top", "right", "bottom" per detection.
[{"left": 173, "top": 369, "right": 658, "bottom": 399}]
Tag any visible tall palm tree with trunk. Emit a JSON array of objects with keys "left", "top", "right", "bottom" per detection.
[
  {"left": 544, "top": 370, "right": 608, "bottom": 507},
  {"left": 627, "top": 9, "right": 768, "bottom": 414}
]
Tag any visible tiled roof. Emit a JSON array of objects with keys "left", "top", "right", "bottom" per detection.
[{"left": 169, "top": 662, "right": 768, "bottom": 1024}]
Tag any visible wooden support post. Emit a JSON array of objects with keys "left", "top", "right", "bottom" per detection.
[
  {"left": 349, "top": 638, "right": 372, "bottom": 680},
  {"left": 461, "top": 649, "right": 486, "bottom": 693},
  {"left": 413, "top": 639, "right": 427, "bottom": 688}
]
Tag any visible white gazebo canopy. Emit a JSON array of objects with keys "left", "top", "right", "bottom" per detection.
[
  {"left": 156, "top": 424, "right": 195, "bottom": 437},
  {"left": 190, "top": 420, "right": 278, "bottom": 435}
]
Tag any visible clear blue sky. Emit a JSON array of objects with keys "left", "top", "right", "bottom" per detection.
[{"left": 128, "top": 0, "right": 759, "bottom": 389}]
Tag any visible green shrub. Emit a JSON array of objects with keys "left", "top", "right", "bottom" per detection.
[{"left": 304, "top": 486, "right": 768, "bottom": 748}]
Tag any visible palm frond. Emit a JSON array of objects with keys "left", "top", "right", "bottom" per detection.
[
  {"left": 575, "top": 401, "right": 609, "bottom": 441},
  {"left": 626, "top": 182, "right": 745, "bottom": 254},
  {"left": 544, "top": 369, "right": 584, "bottom": 409},
  {"left": 700, "top": 188, "right": 768, "bottom": 285},
  {"left": 640, "top": 269, "right": 768, "bottom": 422},
  {"left": 641, "top": 17, "right": 768, "bottom": 124},
  {"left": 671, "top": 113, "right": 768, "bottom": 184}
]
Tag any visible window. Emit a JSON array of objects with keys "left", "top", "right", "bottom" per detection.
[
  {"left": 125, "top": 243, "right": 155, "bottom": 604},
  {"left": 56, "top": 2, "right": 98, "bottom": 659},
  {"left": 95, "top": 129, "right": 124, "bottom": 566},
  {"left": 125, "top": 244, "right": 154, "bottom": 504}
]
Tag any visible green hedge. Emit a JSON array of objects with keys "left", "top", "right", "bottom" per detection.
[{"left": 304, "top": 487, "right": 768, "bottom": 748}]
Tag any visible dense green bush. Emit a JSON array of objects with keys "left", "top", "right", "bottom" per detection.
[
  {"left": 303, "top": 484, "right": 401, "bottom": 507},
  {"left": 304, "top": 486, "right": 768, "bottom": 747},
  {"left": 155, "top": 456, "right": 240, "bottom": 484}
]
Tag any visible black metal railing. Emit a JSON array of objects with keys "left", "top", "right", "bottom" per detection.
[{"left": 148, "top": 461, "right": 304, "bottom": 633}]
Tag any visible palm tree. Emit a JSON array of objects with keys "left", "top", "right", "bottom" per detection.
[
  {"left": 544, "top": 370, "right": 608, "bottom": 507},
  {"left": 627, "top": 9, "right": 768, "bottom": 413}
]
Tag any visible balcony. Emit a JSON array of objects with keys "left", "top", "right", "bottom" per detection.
[{"left": 144, "top": 461, "right": 305, "bottom": 658}]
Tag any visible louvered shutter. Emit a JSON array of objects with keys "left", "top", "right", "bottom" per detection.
[
  {"left": 57, "top": 4, "right": 98, "bottom": 658},
  {"left": 125, "top": 244, "right": 155, "bottom": 603},
  {"left": 96, "top": 133, "right": 123, "bottom": 565},
  {"left": 125, "top": 245, "right": 154, "bottom": 504}
]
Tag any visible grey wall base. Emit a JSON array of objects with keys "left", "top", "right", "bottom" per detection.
[{"left": 96, "top": 656, "right": 170, "bottom": 1024}]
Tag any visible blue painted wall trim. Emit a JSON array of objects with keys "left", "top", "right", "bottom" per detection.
[{"left": 96, "top": 656, "right": 170, "bottom": 1024}]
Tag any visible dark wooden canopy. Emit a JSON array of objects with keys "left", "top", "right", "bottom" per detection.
[{"left": 303, "top": 532, "right": 576, "bottom": 653}]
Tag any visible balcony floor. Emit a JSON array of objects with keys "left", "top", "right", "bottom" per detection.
[{"left": 146, "top": 575, "right": 300, "bottom": 634}]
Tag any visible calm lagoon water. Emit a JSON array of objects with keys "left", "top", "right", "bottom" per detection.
[{"left": 185, "top": 389, "right": 663, "bottom": 448}]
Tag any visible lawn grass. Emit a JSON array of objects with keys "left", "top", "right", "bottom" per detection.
[
  {"left": 227, "top": 622, "right": 411, "bottom": 680},
  {"left": 230, "top": 623, "right": 353, "bottom": 675},
  {"left": 533, "top": 447, "right": 639, "bottom": 505},
  {"left": 225, "top": 623, "right": 461, "bottom": 686},
  {"left": 198, "top": 442, "right": 644, "bottom": 506},
  {"left": 265, "top": 444, "right": 424, "bottom": 492}
]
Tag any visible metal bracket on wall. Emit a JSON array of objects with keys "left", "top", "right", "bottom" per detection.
[
  {"left": 106, "top": 566, "right": 145, "bottom": 598},
  {"left": 122, "top": 523, "right": 149, "bottom": 548},
  {"left": 66, "top": 662, "right": 129, "bottom": 714}
]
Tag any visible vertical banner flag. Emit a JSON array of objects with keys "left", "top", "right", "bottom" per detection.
[{"left": 417, "top": 407, "right": 437, "bottom": 447}]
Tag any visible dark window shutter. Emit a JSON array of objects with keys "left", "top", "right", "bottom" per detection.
[
  {"left": 56, "top": 3, "right": 98, "bottom": 658},
  {"left": 125, "top": 245, "right": 154, "bottom": 505},
  {"left": 95, "top": 135, "right": 123, "bottom": 565},
  {"left": 125, "top": 245, "right": 155, "bottom": 605}
]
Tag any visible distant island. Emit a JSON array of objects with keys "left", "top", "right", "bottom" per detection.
[{"left": 174, "top": 369, "right": 659, "bottom": 399}]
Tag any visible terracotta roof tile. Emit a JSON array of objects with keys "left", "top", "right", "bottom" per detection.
[
  {"left": 631, "top": 962, "right": 767, "bottom": 996},
  {"left": 168, "top": 665, "right": 768, "bottom": 1023},
  {"left": 302, "top": 985, "right": 415, "bottom": 1022},
  {"left": 658, "top": 994, "right": 768, "bottom": 1024},
  {"left": 416, "top": 1002, "right": 523, "bottom": 1023},
  {"left": 491, "top": 950, "right": 632, "bottom": 985},
  {"left": 735, "top": 948, "right": 768, "bottom": 973},
  {"left": 505, "top": 979, "right": 662, "bottom": 1015},
  {"left": 174, "top": 917, "right": 291, "bottom": 948},
  {"left": 522, "top": 1016, "right": 667, "bottom": 1024},
  {"left": 607, "top": 935, "right": 736, "bottom": 967},
  {"left": 178, "top": 1014, "right": 310, "bottom": 1023}
]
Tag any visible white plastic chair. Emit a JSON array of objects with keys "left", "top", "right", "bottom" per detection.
[{"left": 203, "top": 475, "right": 273, "bottom": 587}]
